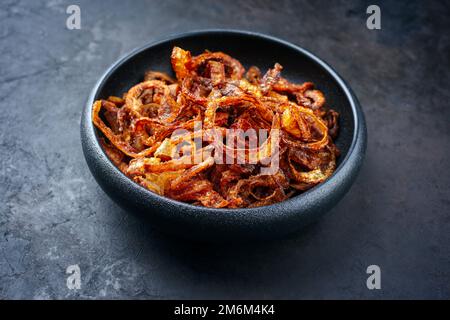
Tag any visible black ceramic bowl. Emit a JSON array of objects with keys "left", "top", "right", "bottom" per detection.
[{"left": 81, "top": 30, "right": 366, "bottom": 241}]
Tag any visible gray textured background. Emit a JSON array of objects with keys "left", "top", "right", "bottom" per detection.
[{"left": 1, "top": 0, "right": 449, "bottom": 299}]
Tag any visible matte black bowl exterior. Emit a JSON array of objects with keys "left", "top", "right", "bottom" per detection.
[{"left": 81, "top": 30, "right": 367, "bottom": 241}]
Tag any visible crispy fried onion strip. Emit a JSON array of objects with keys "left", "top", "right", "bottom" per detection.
[
  {"left": 186, "top": 50, "right": 245, "bottom": 80},
  {"left": 280, "top": 102, "right": 329, "bottom": 149},
  {"left": 226, "top": 170, "right": 289, "bottom": 208},
  {"left": 288, "top": 146, "right": 336, "bottom": 190},
  {"left": 92, "top": 100, "right": 160, "bottom": 158},
  {"left": 125, "top": 80, "right": 180, "bottom": 122},
  {"left": 92, "top": 46, "right": 340, "bottom": 208}
]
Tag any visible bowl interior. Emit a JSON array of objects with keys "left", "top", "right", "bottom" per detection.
[{"left": 94, "top": 32, "right": 355, "bottom": 167}]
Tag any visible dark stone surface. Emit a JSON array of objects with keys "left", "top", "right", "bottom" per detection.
[{"left": 0, "top": 0, "right": 449, "bottom": 299}]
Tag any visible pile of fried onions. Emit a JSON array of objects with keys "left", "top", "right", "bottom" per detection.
[{"left": 92, "top": 47, "right": 340, "bottom": 208}]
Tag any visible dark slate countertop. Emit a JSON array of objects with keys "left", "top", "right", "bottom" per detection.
[{"left": 1, "top": 0, "right": 449, "bottom": 299}]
